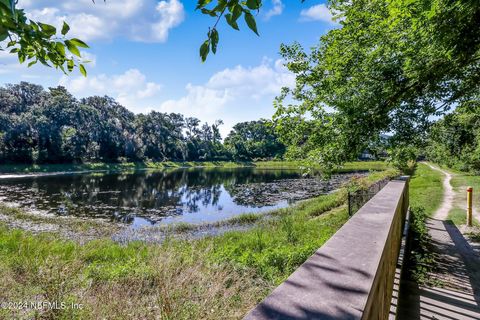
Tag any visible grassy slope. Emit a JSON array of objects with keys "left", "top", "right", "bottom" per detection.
[
  {"left": 409, "top": 163, "right": 444, "bottom": 216},
  {"left": 0, "top": 165, "right": 398, "bottom": 319}
]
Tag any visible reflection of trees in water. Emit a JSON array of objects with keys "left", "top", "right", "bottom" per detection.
[{"left": 0, "top": 168, "right": 305, "bottom": 222}]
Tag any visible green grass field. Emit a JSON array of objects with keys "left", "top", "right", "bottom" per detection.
[
  {"left": 0, "top": 164, "right": 398, "bottom": 319},
  {"left": 409, "top": 163, "right": 444, "bottom": 216},
  {"left": 451, "top": 174, "right": 480, "bottom": 215}
]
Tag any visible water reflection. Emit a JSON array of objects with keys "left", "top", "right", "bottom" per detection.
[{"left": 0, "top": 167, "right": 358, "bottom": 226}]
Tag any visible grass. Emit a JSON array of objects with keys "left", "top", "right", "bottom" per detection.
[
  {"left": 0, "top": 161, "right": 252, "bottom": 174},
  {"left": 447, "top": 168, "right": 480, "bottom": 240},
  {"left": 409, "top": 163, "right": 444, "bottom": 216},
  {"left": 451, "top": 174, "right": 480, "bottom": 214},
  {"left": 0, "top": 160, "right": 392, "bottom": 174},
  {"left": 446, "top": 208, "right": 480, "bottom": 226},
  {"left": 220, "top": 212, "right": 263, "bottom": 225},
  {"left": 406, "top": 163, "right": 445, "bottom": 286},
  {"left": 0, "top": 164, "right": 399, "bottom": 319},
  {"left": 255, "top": 160, "right": 391, "bottom": 172}
]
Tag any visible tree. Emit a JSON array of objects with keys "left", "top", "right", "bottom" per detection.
[
  {"left": 224, "top": 119, "right": 285, "bottom": 160},
  {"left": 271, "top": 0, "right": 480, "bottom": 170},
  {"left": 0, "top": 0, "right": 91, "bottom": 75},
  {"left": 426, "top": 97, "right": 480, "bottom": 172},
  {"left": 0, "top": 82, "right": 238, "bottom": 164}
]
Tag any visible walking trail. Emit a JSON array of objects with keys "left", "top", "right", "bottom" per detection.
[{"left": 396, "top": 163, "right": 480, "bottom": 319}]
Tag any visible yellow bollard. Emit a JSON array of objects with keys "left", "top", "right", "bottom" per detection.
[{"left": 467, "top": 186, "right": 473, "bottom": 227}]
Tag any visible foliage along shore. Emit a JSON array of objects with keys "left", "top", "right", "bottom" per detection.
[
  {"left": 0, "top": 168, "right": 398, "bottom": 319},
  {"left": 0, "top": 160, "right": 391, "bottom": 174}
]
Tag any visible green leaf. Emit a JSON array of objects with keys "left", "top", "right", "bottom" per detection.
[
  {"left": 61, "top": 21, "right": 70, "bottom": 36},
  {"left": 225, "top": 13, "right": 240, "bottom": 30},
  {"left": 79, "top": 64, "right": 87, "bottom": 77},
  {"left": 38, "top": 23, "right": 56, "bottom": 36},
  {"left": 65, "top": 40, "right": 81, "bottom": 57},
  {"left": 244, "top": 12, "right": 259, "bottom": 36},
  {"left": 246, "top": 0, "right": 261, "bottom": 10},
  {"left": 0, "top": 31, "right": 8, "bottom": 42},
  {"left": 70, "top": 38, "right": 89, "bottom": 48},
  {"left": 210, "top": 29, "right": 219, "bottom": 54},
  {"left": 213, "top": 0, "right": 228, "bottom": 12},
  {"left": 67, "top": 59, "right": 74, "bottom": 72},
  {"left": 196, "top": 0, "right": 213, "bottom": 9},
  {"left": 201, "top": 8, "right": 217, "bottom": 17},
  {"left": 27, "top": 60, "right": 36, "bottom": 67},
  {"left": 231, "top": 4, "right": 242, "bottom": 22},
  {"left": 55, "top": 42, "right": 66, "bottom": 56},
  {"left": 200, "top": 40, "right": 210, "bottom": 62}
]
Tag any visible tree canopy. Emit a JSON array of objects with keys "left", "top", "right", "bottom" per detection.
[
  {"left": 3, "top": 1, "right": 480, "bottom": 170},
  {"left": 224, "top": 120, "right": 285, "bottom": 160},
  {"left": 426, "top": 97, "right": 480, "bottom": 172},
  {"left": 0, "top": 82, "right": 285, "bottom": 164},
  {"left": 272, "top": 0, "right": 480, "bottom": 170}
]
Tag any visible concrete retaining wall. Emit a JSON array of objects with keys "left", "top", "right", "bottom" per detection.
[{"left": 245, "top": 177, "right": 409, "bottom": 320}]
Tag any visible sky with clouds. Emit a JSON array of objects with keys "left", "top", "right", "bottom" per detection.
[{"left": 1, "top": 0, "right": 336, "bottom": 137}]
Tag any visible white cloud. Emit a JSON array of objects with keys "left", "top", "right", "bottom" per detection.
[
  {"left": 0, "top": 51, "right": 23, "bottom": 74},
  {"left": 149, "top": 0, "right": 185, "bottom": 42},
  {"left": 59, "top": 69, "right": 162, "bottom": 113},
  {"left": 157, "top": 59, "right": 295, "bottom": 137},
  {"left": 79, "top": 51, "right": 97, "bottom": 67},
  {"left": 300, "top": 4, "right": 336, "bottom": 24},
  {"left": 23, "top": 0, "right": 185, "bottom": 42},
  {"left": 265, "top": 0, "right": 284, "bottom": 20}
]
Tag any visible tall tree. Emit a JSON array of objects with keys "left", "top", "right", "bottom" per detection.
[
  {"left": 225, "top": 119, "right": 285, "bottom": 160},
  {"left": 272, "top": 0, "right": 480, "bottom": 170}
]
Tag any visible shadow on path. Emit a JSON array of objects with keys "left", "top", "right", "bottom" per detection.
[{"left": 397, "top": 218, "right": 480, "bottom": 319}]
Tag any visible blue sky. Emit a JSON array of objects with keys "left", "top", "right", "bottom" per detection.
[{"left": 0, "top": 0, "right": 337, "bottom": 137}]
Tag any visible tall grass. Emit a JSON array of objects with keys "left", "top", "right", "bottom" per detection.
[{"left": 0, "top": 167, "right": 399, "bottom": 319}]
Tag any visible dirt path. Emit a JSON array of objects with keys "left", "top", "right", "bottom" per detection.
[
  {"left": 426, "top": 163, "right": 454, "bottom": 220},
  {"left": 396, "top": 163, "right": 480, "bottom": 319},
  {"left": 427, "top": 163, "right": 480, "bottom": 223}
]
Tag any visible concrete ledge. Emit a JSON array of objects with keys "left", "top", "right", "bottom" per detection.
[{"left": 244, "top": 178, "right": 409, "bottom": 320}]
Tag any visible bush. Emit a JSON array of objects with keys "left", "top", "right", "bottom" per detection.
[{"left": 407, "top": 206, "right": 436, "bottom": 285}]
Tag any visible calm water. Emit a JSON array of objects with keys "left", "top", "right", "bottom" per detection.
[{"left": 0, "top": 168, "right": 357, "bottom": 227}]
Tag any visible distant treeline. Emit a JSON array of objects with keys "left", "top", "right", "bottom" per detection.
[
  {"left": 426, "top": 98, "right": 480, "bottom": 173},
  {"left": 0, "top": 82, "right": 285, "bottom": 164}
]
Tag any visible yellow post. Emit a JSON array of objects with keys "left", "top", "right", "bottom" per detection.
[{"left": 467, "top": 186, "right": 473, "bottom": 227}]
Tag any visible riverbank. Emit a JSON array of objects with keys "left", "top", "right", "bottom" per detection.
[
  {"left": 0, "top": 160, "right": 391, "bottom": 174},
  {"left": 0, "top": 161, "right": 246, "bottom": 174},
  {"left": 0, "top": 167, "right": 398, "bottom": 319}
]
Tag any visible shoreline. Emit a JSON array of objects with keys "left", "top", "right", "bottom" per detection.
[{"left": 0, "top": 160, "right": 390, "bottom": 175}]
